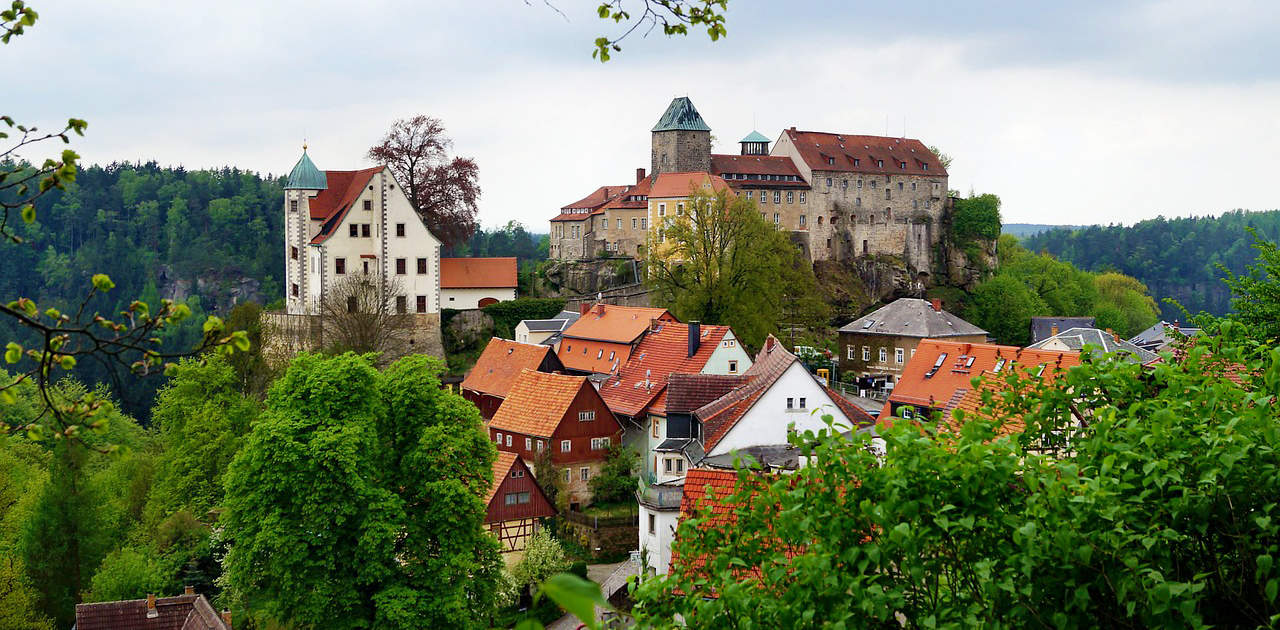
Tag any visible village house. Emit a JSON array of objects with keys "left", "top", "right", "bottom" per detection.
[
  {"left": 487, "top": 369, "right": 623, "bottom": 509},
  {"left": 878, "top": 339, "right": 1080, "bottom": 422},
  {"left": 1029, "top": 316, "right": 1097, "bottom": 344},
  {"left": 549, "top": 96, "right": 950, "bottom": 266},
  {"left": 485, "top": 451, "right": 556, "bottom": 555},
  {"left": 439, "top": 257, "right": 518, "bottom": 308},
  {"left": 637, "top": 338, "right": 875, "bottom": 576},
  {"left": 837, "top": 298, "right": 987, "bottom": 397},
  {"left": 1128, "top": 320, "right": 1200, "bottom": 353},
  {"left": 556, "top": 303, "right": 677, "bottom": 375},
  {"left": 1028, "top": 327, "right": 1159, "bottom": 364},
  {"left": 461, "top": 338, "right": 565, "bottom": 419},
  {"left": 514, "top": 309, "right": 580, "bottom": 347},
  {"left": 76, "top": 588, "right": 232, "bottom": 630}
]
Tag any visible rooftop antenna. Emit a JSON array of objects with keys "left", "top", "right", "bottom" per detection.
[{"left": 884, "top": 115, "right": 888, "bottom": 136}]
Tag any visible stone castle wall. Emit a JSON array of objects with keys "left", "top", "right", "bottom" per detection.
[
  {"left": 262, "top": 311, "right": 444, "bottom": 367},
  {"left": 651, "top": 130, "right": 711, "bottom": 175}
]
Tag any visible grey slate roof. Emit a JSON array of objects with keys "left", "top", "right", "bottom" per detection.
[
  {"left": 520, "top": 310, "right": 580, "bottom": 333},
  {"left": 1128, "top": 321, "right": 1200, "bottom": 352},
  {"left": 1028, "top": 327, "right": 1160, "bottom": 364},
  {"left": 1030, "top": 316, "right": 1096, "bottom": 344},
  {"left": 652, "top": 97, "right": 712, "bottom": 132},
  {"left": 837, "top": 298, "right": 987, "bottom": 338}
]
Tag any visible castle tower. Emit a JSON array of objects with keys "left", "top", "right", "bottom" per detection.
[
  {"left": 650, "top": 97, "right": 711, "bottom": 175},
  {"left": 283, "top": 146, "right": 327, "bottom": 314},
  {"left": 739, "top": 130, "right": 770, "bottom": 156}
]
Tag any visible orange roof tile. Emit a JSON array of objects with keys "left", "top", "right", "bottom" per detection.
[
  {"left": 562, "top": 184, "right": 631, "bottom": 210},
  {"left": 461, "top": 338, "right": 561, "bottom": 398},
  {"left": 710, "top": 154, "right": 809, "bottom": 188},
  {"left": 878, "top": 340, "right": 1080, "bottom": 422},
  {"left": 489, "top": 370, "right": 595, "bottom": 437},
  {"left": 604, "top": 176, "right": 651, "bottom": 210},
  {"left": 783, "top": 130, "right": 948, "bottom": 177},
  {"left": 560, "top": 303, "right": 675, "bottom": 345},
  {"left": 598, "top": 321, "right": 733, "bottom": 418},
  {"left": 440, "top": 257, "right": 517, "bottom": 288},
  {"left": 557, "top": 339, "right": 635, "bottom": 375},
  {"left": 647, "top": 172, "right": 733, "bottom": 199}
]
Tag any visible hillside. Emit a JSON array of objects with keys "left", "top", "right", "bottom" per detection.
[
  {"left": 1002, "top": 223, "right": 1081, "bottom": 239},
  {"left": 1021, "top": 210, "right": 1280, "bottom": 320}
]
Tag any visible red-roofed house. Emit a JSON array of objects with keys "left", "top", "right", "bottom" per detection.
[
  {"left": 461, "top": 338, "right": 565, "bottom": 419},
  {"left": 440, "top": 257, "right": 518, "bottom": 308},
  {"left": 488, "top": 370, "right": 623, "bottom": 508},
  {"left": 878, "top": 339, "right": 1081, "bottom": 423},
  {"left": 76, "top": 589, "right": 231, "bottom": 630},
  {"left": 549, "top": 181, "right": 636, "bottom": 260},
  {"left": 556, "top": 303, "right": 678, "bottom": 375},
  {"left": 485, "top": 452, "right": 556, "bottom": 554}
]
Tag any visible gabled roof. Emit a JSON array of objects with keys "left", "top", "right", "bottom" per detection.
[
  {"left": 598, "top": 322, "right": 734, "bottom": 418},
  {"left": 783, "top": 129, "right": 947, "bottom": 177},
  {"left": 76, "top": 593, "right": 229, "bottom": 630},
  {"left": 562, "top": 185, "right": 631, "bottom": 211},
  {"left": 652, "top": 96, "right": 711, "bottom": 132},
  {"left": 307, "top": 166, "right": 384, "bottom": 244},
  {"left": 489, "top": 370, "right": 594, "bottom": 438},
  {"left": 561, "top": 303, "right": 674, "bottom": 345},
  {"left": 878, "top": 340, "right": 1080, "bottom": 421},
  {"left": 1028, "top": 327, "right": 1159, "bottom": 364},
  {"left": 648, "top": 172, "right": 732, "bottom": 199},
  {"left": 666, "top": 373, "right": 752, "bottom": 414},
  {"left": 603, "top": 176, "right": 651, "bottom": 210},
  {"left": 1128, "top": 321, "right": 1200, "bottom": 352},
  {"left": 838, "top": 298, "right": 987, "bottom": 338},
  {"left": 440, "top": 257, "right": 518, "bottom": 289},
  {"left": 710, "top": 154, "right": 807, "bottom": 186},
  {"left": 461, "top": 338, "right": 562, "bottom": 398},
  {"left": 697, "top": 338, "right": 799, "bottom": 450},
  {"left": 1029, "top": 316, "right": 1097, "bottom": 344},
  {"left": 485, "top": 451, "right": 521, "bottom": 506},
  {"left": 521, "top": 311, "right": 579, "bottom": 333}
]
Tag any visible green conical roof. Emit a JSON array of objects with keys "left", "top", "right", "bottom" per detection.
[
  {"left": 740, "top": 130, "right": 771, "bottom": 143},
  {"left": 652, "top": 97, "right": 711, "bottom": 132},
  {"left": 285, "top": 149, "right": 327, "bottom": 190}
]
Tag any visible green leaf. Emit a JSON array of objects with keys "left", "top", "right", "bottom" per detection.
[
  {"left": 203, "top": 315, "right": 224, "bottom": 334},
  {"left": 0, "top": 388, "right": 14, "bottom": 405},
  {"left": 4, "top": 342, "right": 20, "bottom": 364},
  {"left": 539, "top": 572, "right": 607, "bottom": 629},
  {"left": 91, "top": 273, "right": 115, "bottom": 291},
  {"left": 20, "top": 203, "right": 35, "bottom": 223},
  {"left": 59, "top": 355, "right": 75, "bottom": 370}
]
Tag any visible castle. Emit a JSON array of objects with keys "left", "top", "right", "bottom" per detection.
[{"left": 549, "top": 97, "right": 950, "bottom": 275}]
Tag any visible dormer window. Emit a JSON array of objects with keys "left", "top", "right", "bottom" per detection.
[
  {"left": 877, "top": 160, "right": 884, "bottom": 168},
  {"left": 922, "top": 163, "right": 929, "bottom": 170},
  {"left": 853, "top": 158, "right": 860, "bottom": 167},
  {"left": 827, "top": 157, "right": 835, "bottom": 165}
]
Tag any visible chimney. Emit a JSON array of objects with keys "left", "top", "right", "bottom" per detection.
[
  {"left": 688, "top": 321, "right": 701, "bottom": 357},
  {"left": 579, "top": 302, "right": 590, "bottom": 316},
  {"left": 184, "top": 585, "right": 194, "bottom": 595},
  {"left": 789, "top": 126, "right": 796, "bottom": 132},
  {"left": 765, "top": 336, "right": 777, "bottom": 351},
  {"left": 649, "top": 318, "right": 660, "bottom": 333},
  {"left": 636, "top": 167, "right": 646, "bottom": 183},
  {"left": 1050, "top": 324, "right": 1059, "bottom": 336},
  {"left": 1112, "top": 330, "right": 1120, "bottom": 343},
  {"left": 146, "top": 594, "right": 158, "bottom": 619},
  {"left": 930, "top": 298, "right": 942, "bottom": 312},
  {"left": 221, "top": 609, "right": 233, "bottom": 630}
]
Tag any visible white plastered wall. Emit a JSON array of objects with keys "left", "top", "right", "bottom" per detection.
[{"left": 708, "top": 361, "right": 853, "bottom": 456}]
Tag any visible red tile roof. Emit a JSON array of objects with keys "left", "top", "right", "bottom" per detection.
[
  {"left": 461, "top": 338, "right": 560, "bottom": 398},
  {"left": 648, "top": 172, "right": 733, "bottom": 199},
  {"left": 783, "top": 130, "right": 948, "bottom": 178},
  {"left": 672, "top": 468, "right": 798, "bottom": 587},
  {"left": 561, "top": 303, "right": 675, "bottom": 345},
  {"left": 307, "top": 167, "right": 383, "bottom": 244},
  {"left": 489, "top": 370, "right": 596, "bottom": 438},
  {"left": 598, "top": 322, "right": 733, "bottom": 418},
  {"left": 548, "top": 210, "right": 601, "bottom": 222},
  {"left": 76, "top": 594, "right": 229, "bottom": 630},
  {"left": 604, "top": 176, "right": 651, "bottom": 210},
  {"left": 665, "top": 373, "right": 752, "bottom": 414},
  {"left": 710, "top": 154, "right": 809, "bottom": 188},
  {"left": 557, "top": 339, "right": 635, "bottom": 375},
  {"left": 878, "top": 340, "right": 1080, "bottom": 422},
  {"left": 562, "top": 185, "right": 631, "bottom": 210},
  {"left": 440, "top": 257, "right": 517, "bottom": 289},
  {"left": 698, "top": 338, "right": 797, "bottom": 449}
]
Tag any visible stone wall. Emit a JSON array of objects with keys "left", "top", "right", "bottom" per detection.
[
  {"left": 261, "top": 311, "right": 444, "bottom": 367},
  {"left": 560, "top": 512, "right": 639, "bottom": 561},
  {"left": 651, "top": 129, "right": 711, "bottom": 175}
]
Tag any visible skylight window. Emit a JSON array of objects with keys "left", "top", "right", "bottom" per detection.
[
  {"left": 862, "top": 320, "right": 875, "bottom": 329},
  {"left": 993, "top": 358, "right": 1006, "bottom": 373}
]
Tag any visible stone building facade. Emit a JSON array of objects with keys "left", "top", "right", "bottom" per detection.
[
  {"left": 836, "top": 298, "right": 986, "bottom": 396},
  {"left": 549, "top": 96, "right": 951, "bottom": 272}
]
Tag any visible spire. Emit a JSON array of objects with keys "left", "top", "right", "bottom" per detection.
[
  {"left": 285, "top": 146, "right": 327, "bottom": 190},
  {"left": 652, "top": 97, "right": 711, "bottom": 132}
]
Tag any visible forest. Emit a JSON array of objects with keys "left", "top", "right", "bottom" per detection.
[{"left": 1022, "top": 210, "right": 1280, "bottom": 320}]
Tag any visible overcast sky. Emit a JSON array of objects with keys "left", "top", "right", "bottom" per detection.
[{"left": 8, "top": 0, "right": 1280, "bottom": 229}]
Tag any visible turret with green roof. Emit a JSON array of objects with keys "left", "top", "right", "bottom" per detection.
[
  {"left": 740, "top": 130, "right": 770, "bottom": 156},
  {"left": 285, "top": 146, "right": 327, "bottom": 190}
]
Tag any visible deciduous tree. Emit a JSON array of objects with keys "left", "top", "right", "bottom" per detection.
[
  {"left": 367, "top": 115, "right": 480, "bottom": 247},
  {"left": 318, "top": 271, "right": 415, "bottom": 364}
]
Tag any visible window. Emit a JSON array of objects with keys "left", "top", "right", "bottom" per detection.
[
  {"left": 640, "top": 218, "right": 647, "bottom": 229},
  {"left": 658, "top": 203, "right": 666, "bottom": 217},
  {"left": 525, "top": 437, "right": 532, "bottom": 450},
  {"left": 608, "top": 351, "right": 615, "bottom": 360},
  {"left": 746, "top": 191, "right": 753, "bottom": 201},
  {"left": 847, "top": 345, "right": 855, "bottom": 360},
  {"left": 863, "top": 240, "right": 869, "bottom": 254},
  {"left": 363, "top": 199, "right": 372, "bottom": 211},
  {"left": 536, "top": 440, "right": 544, "bottom": 452},
  {"left": 580, "top": 467, "right": 589, "bottom": 481},
  {"left": 799, "top": 397, "right": 806, "bottom": 409},
  {"left": 563, "top": 469, "right": 570, "bottom": 483},
  {"left": 773, "top": 191, "right": 781, "bottom": 204},
  {"left": 416, "top": 295, "right": 426, "bottom": 313},
  {"left": 879, "top": 347, "right": 887, "bottom": 363},
  {"left": 827, "top": 156, "right": 835, "bottom": 165},
  {"left": 291, "top": 283, "right": 299, "bottom": 297},
  {"left": 561, "top": 440, "right": 571, "bottom": 452},
  {"left": 395, "top": 258, "right": 406, "bottom": 274},
  {"left": 827, "top": 238, "right": 832, "bottom": 248},
  {"left": 395, "top": 223, "right": 405, "bottom": 237},
  {"left": 799, "top": 192, "right": 806, "bottom": 204},
  {"left": 664, "top": 458, "right": 673, "bottom": 473},
  {"left": 416, "top": 258, "right": 427, "bottom": 274},
  {"left": 724, "top": 339, "right": 735, "bottom": 347},
  {"left": 505, "top": 434, "right": 512, "bottom": 447},
  {"left": 871, "top": 180, "right": 878, "bottom": 188},
  {"left": 675, "top": 458, "right": 684, "bottom": 473},
  {"left": 596, "top": 349, "right": 603, "bottom": 359},
  {"left": 857, "top": 179, "right": 863, "bottom": 189},
  {"left": 290, "top": 246, "right": 298, "bottom": 260},
  {"left": 363, "top": 259, "right": 371, "bottom": 274},
  {"left": 787, "top": 397, "right": 794, "bottom": 409},
  {"left": 579, "top": 411, "right": 595, "bottom": 422},
  {"left": 728, "top": 360, "right": 738, "bottom": 373},
  {"left": 591, "top": 437, "right": 610, "bottom": 450},
  {"left": 773, "top": 213, "right": 780, "bottom": 225},
  {"left": 495, "top": 432, "right": 502, "bottom": 444},
  {"left": 895, "top": 348, "right": 904, "bottom": 364},
  {"left": 842, "top": 179, "right": 848, "bottom": 190},
  {"left": 600, "top": 218, "right": 607, "bottom": 230},
  {"left": 395, "top": 296, "right": 406, "bottom": 314},
  {"left": 652, "top": 418, "right": 659, "bottom": 438},
  {"left": 862, "top": 346, "right": 870, "bottom": 361},
  {"left": 676, "top": 202, "right": 684, "bottom": 216},
  {"left": 856, "top": 197, "right": 862, "bottom": 207},
  {"left": 361, "top": 224, "right": 371, "bottom": 237},
  {"left": 632, "top": 218, "right": 638, "bottom": 229},
  {"left": 877, "top": 160, "right": 884, "bottom": 168},
  {"left": 349, "top": 224, "right": 358, "bottom": 237},
  {"left": 826, "top": 177, "right": 832, "bottom": 187},
  {"left": 799, "top": 215, "right": 807, "bottom": 227},
  {"left": 335, "top": 258, "right": 346, "bottom": 274},
  {"left": 648, "top": 514, "right": 656, "bottom": 535},
  {"left": 290, "top": 199, "right": 298, "bottom": 212},
  {"left": 899, "top": 182, "right": 905, "bottom": 191}
]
